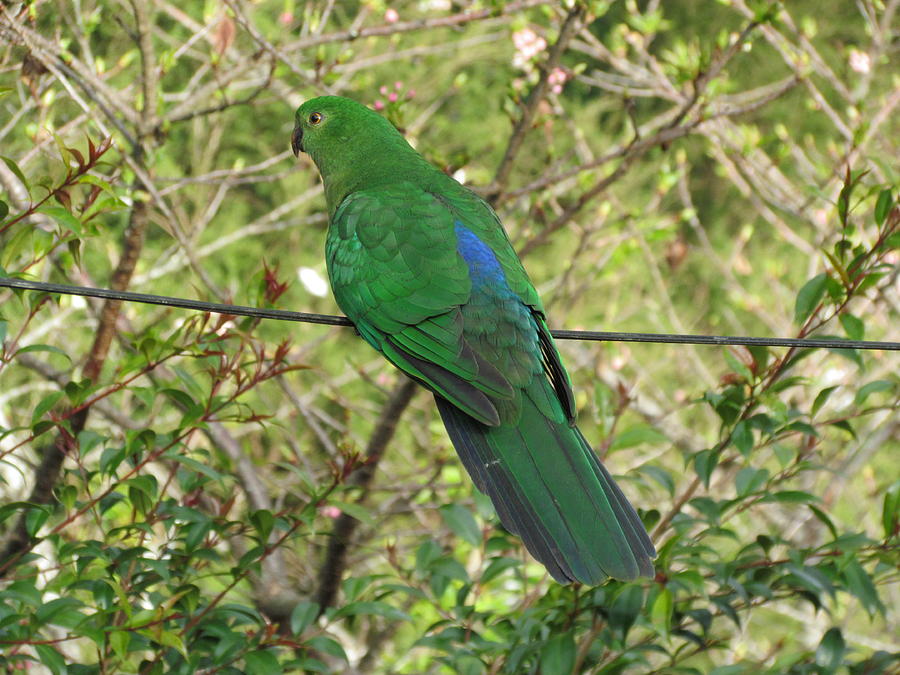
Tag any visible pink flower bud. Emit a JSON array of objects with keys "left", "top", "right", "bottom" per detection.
[
  {"left": 384, "top": 8, "right": 399, "bottom": 23},
  {"left": 319, "top": 506, "right": 342, "bottom": 519}
]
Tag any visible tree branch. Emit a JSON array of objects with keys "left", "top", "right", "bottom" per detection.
[
  {"left": 489, "top": 5, "right": 586, "bottom": 201},
  {"left": 313, "top": 377, "right": 418, "bottom": 614}
]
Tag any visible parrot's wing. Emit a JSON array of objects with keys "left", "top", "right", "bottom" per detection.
[{"left": 327, "top": 185, "right": 523, "bottom": 425}]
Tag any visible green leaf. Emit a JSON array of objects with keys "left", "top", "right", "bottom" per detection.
[
  {"left": 693, "top": 448, "right": 721, "bottom": 487},
  {"left": 35, "top": 597, "right": 84, "bottom": 626},
  {"left": 842, "top": 558, "right": 886, "bottom": 617},
  {"left": 764, "top": 490, "right": 819, "bottom": 504},
  {"left": 1, "top": 156, "right": 29, "bottom": 194},
  {"left": 290, "top": 601, "right": 320, "bottom": 635},
  {"left": 823, "top": 247, "right": 851, "bottom": 288},
  {"left": 540, "top": 632, "right": 576, "bottom": 675},
  {"left": 784, "top": 564, "right": 835, "bottom": 600},
  {"left": 332, "top": 601, "right": 411, "bottom": 622},
  {"left": 651, "top": 587, "right": 674, "bottom": 638},
  {"left": 812, "top": 386, "right": 838, "bottom": 417},
  {"left": 250, "top": 509, "right": 275, "bottom": 541},
  {"left": 640, "top": 465, "right": 675, "bottom": 496},
  {"left": 815, "top": 627, "right": 845, "bottom": 673},
  {"left": 609, "top": 424, "right": 668, "bottom": 450},
  {"left": 15, "top": 343, "right": 72, "bottom": 362},
  {"left": 830, "top": 419, "right": 856, "bottom": 438},
  {"left": 329, "top": 500, "right": 374, "bottom": 526},
  {"left": 809, "top": 505, "right": 838, "bottom": 539},
  {"left": 170, "top": 452, "right": 225, "bottom": 482},
  {"left": 882, "top": 481, "right": 900, "bottom": 540},
  {"left": 839, "top": 313, "right": 864, "bottom": 340},
  {"left": 874, "top": 188, "right": 893, "bottom": 226},
  {"left": 244, "top": 649, "right": 280, "bottom": 675},
  {"left": 735, "top": 467, "right": 769, "bottom": 496},
  {"left": 415, "top": 539, "right": 442, "bottom": 576},
  {"left": 731, "top": 421, "right": 753, "bottom": 457},
  {"left": 772, "top": 443, "right": 795, "bottom": 468},
  {"left": 0, "top": 501, "right": 30, "bottom": 525},
  {"left": 108, "top": 630, "right": 130, "bottom": 660},
  {"left": 439, "top": 503, "right": 481, "bottom": 546},
  {"left": 78, "top": 173, "right": 122, "bottom": 199},
  {"left": 153, "top": 628, "right": 186, "bottom": 656},
  {"left": 820, "top": 348, "right": 865, "bottom": 369},
  {"left": 608, "top": 584, "right": 644, "bottom": 639},
  {"left": 854, "top": 379, "right": 894, "bottom": 405},
  {"left": 0, "top": 199, "right": 8, "bottom": 220},
  {"left": 480, "top": 556, "right": 520, "bottom": 583},
  {"left": 305, "top": 636, "right": 347, "bottom": 662},
  {"left": 704, "top": 386, "right": 745, "bottom": 424},
  {"left": 25, "top": 504, "right": 50, "bottom": 537},
  {"left": 37, "top": 205, "right": 83, "bottom": 236},
  {"left": 452, "top": 655, "right": 486, "bottom": 675},
  {"left": 723, "top": 349, "right": 753, "bottom": 383},
  {"left": 428, "top": 557, "right": 469, "bottom": 582},
  {"left": 794, "top": 273, "right": 827, "bottom": 324},
  {"left": 34, "top": 644, "right": 67, "bottom": 675},
  {"left": 32, "top": 390, "right": 65, "bottom": 424}
]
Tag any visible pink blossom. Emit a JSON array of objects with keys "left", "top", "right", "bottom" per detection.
[
  {"left": 384, "top": 8, "right": 399, "bottom": 23},
  {"left": 548, "top": 67, "right": 569, "bottom": 94},
  {"left": 319, "top": 506, "right": 342, "bottom": 519},
  {"left": 394, "top": 81, "right": 403, "bottom": 90},
  {"left": 848, "top": 49, "right": 870, "bottom": 74},
  {"left": 379, "top": 85, "right": 388, "bottom": 95},
  {"left": 512, "top": 27, "right": 547, "bottom": 69},
  {"left": 373, "top": 100, "right": 385, "bottom": 110},
  {"left": 278, "top": 12, "right": 294, "bottom": 27},
  {"left": 388, "top": 92, "right": 398, "bottom": 102}
]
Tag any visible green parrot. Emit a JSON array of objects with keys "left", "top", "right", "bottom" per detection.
[{"left": 292, "top": 96, "right": 655, "bottom": 584}]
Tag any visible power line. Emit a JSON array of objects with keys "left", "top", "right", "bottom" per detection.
[{"left": 1, "top": 277, "right": 897, "bottom": 351}]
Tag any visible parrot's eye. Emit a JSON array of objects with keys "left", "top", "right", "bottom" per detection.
[{"left": 308, "top": 112, "right": 323, "bottom": 125}]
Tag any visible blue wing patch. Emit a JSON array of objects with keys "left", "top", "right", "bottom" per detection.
[{"left": 455, "top": 222, "right": 506, "bottom": 285}]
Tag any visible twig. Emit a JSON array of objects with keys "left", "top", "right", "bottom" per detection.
[
  {"left": 489, "top": 5, "right": 586, "bottom": 199},
  {"left": 313, "top": 378, "right": 419, "bottom": 614},
  {"left": 283, "top": 0, "right": 553, "bottom": 52}
]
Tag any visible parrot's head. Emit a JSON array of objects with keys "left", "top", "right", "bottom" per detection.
[
  {"left": 292, "top": 95, "right": 424, "bottom": 212},
  {"left": 292, "top": 96, "right": 401, "bottom": 163}
]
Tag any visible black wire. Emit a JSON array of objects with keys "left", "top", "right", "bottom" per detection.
[{"left": 1, "top": 277, "right": 897, "bottom": 351}]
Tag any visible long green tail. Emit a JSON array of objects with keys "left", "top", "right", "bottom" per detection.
[{"left": 435, "top": 384, "right": 656, "bottom": 584}]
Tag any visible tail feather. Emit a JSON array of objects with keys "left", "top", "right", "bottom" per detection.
[
  {"left": 581, "top": 430, "right": 657, "bottom": 577},
  {"left": 436, "top": 396, "right": 573, "bottom": 580},
  {"left": 435, "top": 387, "right": 656, "bottom": 584}
]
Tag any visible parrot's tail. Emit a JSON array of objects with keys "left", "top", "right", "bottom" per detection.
[{"left": 435, "top": 388, "right": 656, "bottom": 584}]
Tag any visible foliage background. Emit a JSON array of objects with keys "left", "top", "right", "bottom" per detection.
[{"left": 0, "top": 0, "right": 897, "bottom": 673}]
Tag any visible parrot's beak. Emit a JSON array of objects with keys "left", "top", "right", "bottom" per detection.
[{"left": 291, "top": 125, "right": 304, "bottom": 156}]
